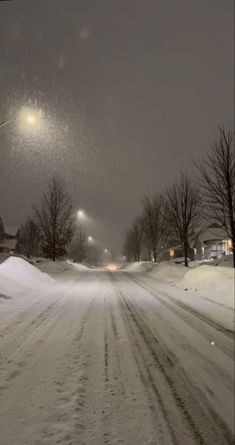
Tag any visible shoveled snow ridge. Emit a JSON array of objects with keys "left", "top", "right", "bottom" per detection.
[
  {"left": 0, "top": 257, "right": 53, "bottom": 298},
  {"left": 123, "top": 261, "right": 234, "bottom": 309}
]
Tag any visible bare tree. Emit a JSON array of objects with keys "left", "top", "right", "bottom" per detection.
[
  {"left": 164, "top": 173, "right": 200, "bottom": 267},
  {"left": 86, "top": 243, "right": 102, "bottom": 266},
  {"left": 16, "top": 217, "right": 40, "bottom": 258},
  {"left": 123, "top": 229, "right": 134, "bottom": 262},
  {"left": 70, "top": 226, "right": 87, "bottom": 262},
  {"left": 132, "top": 217, "right": 143, "bottom": 261},
  {"left": 123, "top": 218, "right": 143, "bottom": 262},
  {"left": 35, "top": 177, "right": 74, "bottom": 261},
  {"left": 141, "top": 195, "right": 169, "bottom": 262},
  {"left": 196, "top": 126, "right": 235, "bottom": 267},
  {"left": 0, "top": 217, "right": 4, "bottom": 242}
]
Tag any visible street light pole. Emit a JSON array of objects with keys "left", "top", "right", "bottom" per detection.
[{"left": 0, "top": 119, "right": 14, "bottom": 130}]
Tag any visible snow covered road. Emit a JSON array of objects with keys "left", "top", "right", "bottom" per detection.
[{"left": 0, "top": 269, "right": 234, "bottom": 445}]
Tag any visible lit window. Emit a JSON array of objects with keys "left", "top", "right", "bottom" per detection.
[{"left": 169, "top": 249, "right": 174, "bottom": 257}]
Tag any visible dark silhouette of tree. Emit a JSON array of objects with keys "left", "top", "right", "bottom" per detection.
[
  {"left": 0, "top": 217, "right": 4, "bottom": 242},
  {"left": 86, "top": 243, "right": 102, "bottom": 266},
  {"left": 123, "top": 218, "right": 143, "bottom": 262},
  {"left": 70, "top": 226, "right": 87, "bottom": 262},
  {"left": 141, "top": 195, "right": 169, "bottom": 262},
  {"left": 164, "top": 173, "right": 200, "bottom": 267},
  {"left": 16, "top": 217, "right": 40, "bottom": 258},
  {"left": 123, "top": 229, "right": 133, "bottom": 262},
  {"left": 35, "top": 177, "right": 74, "bottom": 261},
  {"left": 196, "top": 126, "right": 235, "bottom": 267}
]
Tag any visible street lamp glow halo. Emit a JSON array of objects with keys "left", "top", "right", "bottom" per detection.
[
  {"left": 26, "top": 114, "right": 36, "bottom": 125},
  {"left": 19, "top": 107, "right": 43, "bottom": 131},
  {"left": 77, "top": 209, "right": 85, "bottom": 219}
]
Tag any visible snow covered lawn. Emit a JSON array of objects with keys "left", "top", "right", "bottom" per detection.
[{"left": 0, "top": 258, "right": 234, "bottom": 444}]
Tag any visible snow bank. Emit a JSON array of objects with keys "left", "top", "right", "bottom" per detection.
[
  {"left": 149, "top": 262, "right": 187, "bottom": 282},
  {"left": 209, "top": 254, "right": 234, "bottom": 268},
  {"left": 0, "top": 257, "right": 53, "bottom": 298},
  {"left": 34, "top": 259, "right": 75, "bottom": 275},
  {"left": 181, "top": 265, "right": 234, "bottom": 308},
  {"left": 122, "top": 261, "right": 187, "bottom": 281},
  {"left": 124, "top": 261, "right": 234, "bottom": 309},
  {"left": 35, "top": 260, "right": 91, "bottom": 277},
  {"left": 66, "top": 261, "right": 90, "bottom": 271},
  {"left": 121, "top": 262, "right": 156, "bottom": 273}
]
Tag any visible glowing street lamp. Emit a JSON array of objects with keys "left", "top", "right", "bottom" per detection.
[
  {"left": 88, "top": 236, "right": 93, "bottom": 243},
  {"left": 77, "top": 209, "right": 85, "bottom": 219},
  {"left": 19, "top": 107, "right": 42, "bottom": 130},
  {"left": 26, "top": 114, "right": 36, "bottom": 125},
  {"left": 0, "top": 107, "right": 42, "bottom": 131}
]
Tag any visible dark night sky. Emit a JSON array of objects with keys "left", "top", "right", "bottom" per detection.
[{"left": 0, "top": 0, "right": 234, "bottom": 254}]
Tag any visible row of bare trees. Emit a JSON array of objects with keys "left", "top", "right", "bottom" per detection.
[
  {"left": 123, "top": 126, "right": 235, "bottom": 267},
  {"left": 17, "top": 177, "right": 75, "bottom": 262},
  {"left": 16, "top": 177, "right": 104, "bottom": 264}
]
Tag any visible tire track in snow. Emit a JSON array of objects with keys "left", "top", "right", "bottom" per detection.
[
  {"left": 132, "top": 344, "right": 179, "bottom": 445},
  {"left": 126, "top": 273, "right": 234, "bottom": 358},
  {"left": 0, "top": 296, "right": 85, "bottom": 398},
  {"left": 127, "top": 273, "right": 234, "bottom": 339},
  {"left": 0, "top": 299, "right": 60, "bottom": 370},
  {"left": 0, "top": 300, "right": 54, "bottom": 339},
  {"left": 115, "top": 289, "right": 181, "bottom": 445},
  {"left": 0, "top": 271, "right": 95, "bottom": 372},
  {"left": 109, "top": 307, "right": 125, "bottom": 395},
  {"left": 104, "top": 296, "right": 109, "bottom": 387},
  {"left": 114, "top": 282, "right": 233, "bottom": 445},
  {"left": 103, "top": 295, "right": 111, "bottom": 445},
  {"left": 39, "top": 296, "right": 97, "bottom": 445}
]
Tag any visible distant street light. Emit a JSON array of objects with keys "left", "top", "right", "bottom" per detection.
[
  {"left": 88, "top": 236, "right": 93, "bottom": 243},
  {"left": 77, "top": 209, "right": 85, "bottom": 219},
  {"left": 77, "top": 209, "right": 91, "bottom": 228}
]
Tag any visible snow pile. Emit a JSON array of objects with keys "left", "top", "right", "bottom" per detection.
[
  {"left": 66, "top": 261, "right": 90, "bottom": 271},
  {"left": 122, "top": 261, "right": 188, "bottom": 279},
  {"left": 0, "top": 257, "right": 53, "bottom": 298},
  {"left": 181, "top": 265, "right": 234, "bottom": 307},
  {"left": 209, "top": 254, "right": 234, "bottom": 268},
  {"left": 121, "top": 262, "right": 156, "bottom": 273},
  {"left": 149, "top": 262, "right": 187, "bottom": 282},
  {"left": 35, "top": 259, "right": 75, "bottom": 276},
  {"left": 123, "top": 261, "right": 234, "bottom": 309},
  {"left": 35, "top": 259, "right": 91, "bottom": 277}
]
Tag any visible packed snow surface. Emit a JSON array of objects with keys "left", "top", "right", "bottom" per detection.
[{"left": 0, "top": 258, "right": 234, "bottom": 445}]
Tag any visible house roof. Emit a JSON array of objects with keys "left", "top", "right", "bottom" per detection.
[
  {"left": 200, "top": 227, "right": 230, "bottom": 242},
  {"left": 168, "top": 245, "right": 182, "bottom": 250},
  {"left": 0, "top": 239, "right": 17, "bottom": 250}
]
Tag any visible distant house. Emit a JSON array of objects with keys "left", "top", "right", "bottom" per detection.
[
  {"left": 167, "top": 244, "right": 194, "bottom": 261},
  {"left": 0, "top": 239, "right": 17, "bottom": 254},
  {"left": 193, "top": 226, "right": 232, "bottom": 259},
  {"left": 0, "top": 217, "right": 17, "bottom": 254},
  {"left": 165, "top": 225, "right": 232, "bottom": 261}
]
